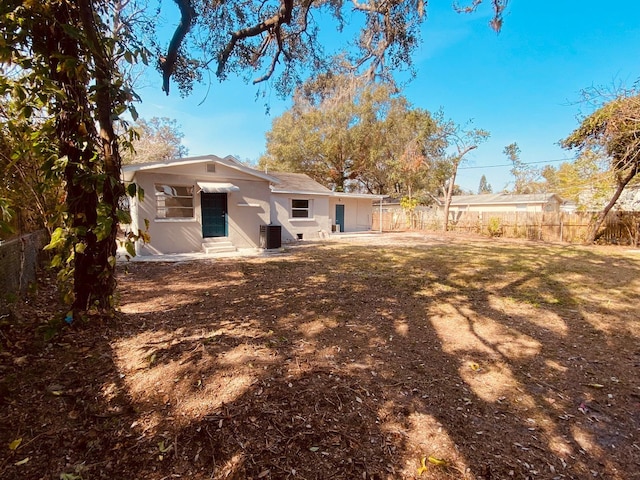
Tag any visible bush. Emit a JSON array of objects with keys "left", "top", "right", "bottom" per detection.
[{"left": 487, "top": 217, "right": 502, "bottom": 237}]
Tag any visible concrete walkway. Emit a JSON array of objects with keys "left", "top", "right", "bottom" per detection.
[
  {"left": 116, "top": 231, "right": 389, "bottom": 263},
  {"left": 116, "top": 247, "right": 291, "bottom": 263}
]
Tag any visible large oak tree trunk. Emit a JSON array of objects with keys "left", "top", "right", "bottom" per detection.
[
  {"left": 36, "top": 0, "right": 123, "bottom": 315},
  {"left": 78, "top": 0, "right": 125, "bottom": 311}
]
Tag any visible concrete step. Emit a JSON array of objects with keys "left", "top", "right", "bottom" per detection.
[{"left": 202, "top": 239, "right": 236, "bottom": 254}]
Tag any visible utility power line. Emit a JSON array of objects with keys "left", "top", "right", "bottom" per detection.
[{"left": 459, "top": 158, "right": 571, "bottom": 170}]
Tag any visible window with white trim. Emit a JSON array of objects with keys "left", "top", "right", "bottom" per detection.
[
  {"left": 155, "top": 184, "right": 194, "bottom": 218},
  {"left": 291, "top": 199, "right": 311, "bottom": 218}
]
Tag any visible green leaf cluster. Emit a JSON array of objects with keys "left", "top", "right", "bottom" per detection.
[
  {"left": 561, "top": 90, "right": 640, "bottom": 242},
  {"left": 173, "top": 0, "right": 507, "bottom": 98},
  {"left": 260, "top": 76, "right": 447, "bottom": 200},
  {"left": 1, "top": 0, "right": 151, "bottom": 314},
  {"left": 563, "top": 93, "right": 640, "bottom": 181}
]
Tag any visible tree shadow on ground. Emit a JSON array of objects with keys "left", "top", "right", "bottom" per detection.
[
  {"left": 398, "top": 241, "right": 640, "bottom": 478},
  {"left": 1, "top": 238, "right": 638, "bottom": 479}
]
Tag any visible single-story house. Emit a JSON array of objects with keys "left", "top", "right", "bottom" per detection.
[
  {"left": 122, "top": 155, "right": 384, "bottom": 255},
  {"left": 440, "top": 193, "right": 564, "bottom": 215},
  {"left": 269, "top": 171, "right": 384, "bottom": 242}
]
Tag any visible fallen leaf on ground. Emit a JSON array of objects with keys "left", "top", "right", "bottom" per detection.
[
  {"left": 428, "top": 456, "right": 447, "bottom": 466},
  {"left": 9, "top": 438, "right": 22, "bottom": 450},
  {"left": 417, "top": 457, "right": 429, "bottom": 475}
]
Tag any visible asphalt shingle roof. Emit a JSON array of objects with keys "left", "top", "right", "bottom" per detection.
[
  {"left": 269, "top": 172, "right": 332, "bottom": 194},
  {"left": 449, "top": 193, "right": 559, "bottom": 205}
]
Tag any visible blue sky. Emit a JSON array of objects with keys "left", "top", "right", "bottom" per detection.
[{"left": 134, "top": 1, "right": 640, "bottom": 193}]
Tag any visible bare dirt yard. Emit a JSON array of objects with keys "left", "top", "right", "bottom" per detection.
[{"left": 1, "top": 232, "right": 639, "bottom": 479}]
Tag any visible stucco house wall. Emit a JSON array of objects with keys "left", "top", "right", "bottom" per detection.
[
  {"left": 329, "top": 196, "right": 375, "bottom": 232},
  {"left": 131, "top": 171, "right": 204, "bottom": 254},
  {"left": 452, "top": 203, "right": 554, "bottom": 214},
  {"left": 124, "top": 156, "right": 275, "bottom": 255},
  {"left": 270, "top": 194, "right": 331, "bottom": 242},
  {"left": 268, "top": 172, "right": 383, "bottom": 240}
]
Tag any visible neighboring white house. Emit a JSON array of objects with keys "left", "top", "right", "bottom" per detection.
[
  {"left": 578, "top": 185, "right": 640, "bottom": 212},
  {"left": 615, "top": 186, "right": 640, "bottom": 211},
  {"left": 122, "top": 155, "right": 384, "bottom": 255},
  {"left": 442, "top": 193, "right": 564, "bottom": 215}
]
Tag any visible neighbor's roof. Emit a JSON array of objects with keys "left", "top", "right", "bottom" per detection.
[
  {"left": 442, "top": 193, "right": 562, "bottom": 206},
  {"left": 121, "top": 154, "right": 280, "bottom": 183}
]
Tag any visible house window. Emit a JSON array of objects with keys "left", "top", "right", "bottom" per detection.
[
  {"left": 291, "top": 199, "right": 311, "bottom": 218},
  {"left": 206, "top": 163, "right": 216, "bottom": 173},
  {"left": 155, "top": 184, "right": 194, "bottom": 218}
]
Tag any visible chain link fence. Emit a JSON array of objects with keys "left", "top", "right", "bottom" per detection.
[{"left": 0, "top": 230, "right": 48, "bottom": 298}]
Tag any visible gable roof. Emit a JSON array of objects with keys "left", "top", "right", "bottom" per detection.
[
  {"left": 269, "top": 172, "right": 333, "bottom": 195},
  {"left": 441, "top": 193, "right": 563, "bottom": 206},
  {"left": 121, "top": 154, "right": 280, "bottom": 183},
  {"left": 269, "top": 172, "right": 386, "bottom": 199}
]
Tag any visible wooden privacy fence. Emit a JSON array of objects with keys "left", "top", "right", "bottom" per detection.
[
  {"left": 449, "top": 211, "right": 591, "bottom": 243},
  {"left": 372, "top": 207, "right": 442, "bottom": 232},
  {"left": 372, "top": 208, "right": 640, "bottom": 245}
]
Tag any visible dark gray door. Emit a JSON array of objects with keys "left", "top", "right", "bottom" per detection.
[
  {"left": 201, "top": 193, "right": 227, "bottom": 237},
  {"left": 335, "top": 204, "right": 345, "bottom": 232}
]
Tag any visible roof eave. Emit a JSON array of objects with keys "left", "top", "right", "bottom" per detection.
[
  {"left": 121, "top": 154, "right": 281, "bottom": 183},
  {"left": 270, "top": 189, "right": 332, "bottom": 196},
  {"left": 332, "top": 192, "right": 387, "bottom": 199}
]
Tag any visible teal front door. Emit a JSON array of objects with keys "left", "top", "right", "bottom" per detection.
[
  {"left": 335, "top": 204, "right": 345, "bottom": 233},
  {"left": 201, "top": 193, "right": 227, "bottom": 237}
]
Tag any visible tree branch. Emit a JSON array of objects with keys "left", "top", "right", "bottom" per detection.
[
  {"left": 454, "top": 0, "right": 508, "bottom": 31},
  {"left": 217, "top": 0, "right": 293, "bottom": 79},
  {"left": 351, "top": 0, "right": 392, "bottom": 14},
  {"left": 160, "top": 0, "right": 195, "bottom": 95},
  {"left": 253, "top": 44, "right": 282, "bottom": 84},
  {"left": 77, "top": 0, "right": 119, "bottom": 176},
  {"left": 457, "top": 144, "right": 477, "bottom": 160}
]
